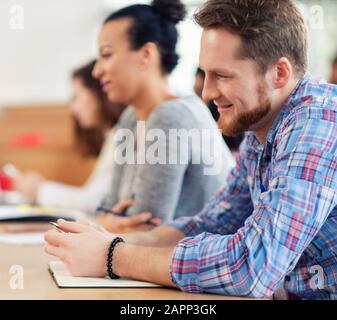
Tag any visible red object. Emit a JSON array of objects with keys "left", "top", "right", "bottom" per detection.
[
  {"left": 10, "top": 133, "right": 47, "bottom": 148},
  {"left": 0, "top": 171, "right": 13, "bottom": 191}
]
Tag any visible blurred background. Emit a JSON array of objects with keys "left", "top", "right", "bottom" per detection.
[{"left": 0, "top": 0, "right": 337, "bottom": 186}]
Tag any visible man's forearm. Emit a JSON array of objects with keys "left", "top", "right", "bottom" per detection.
[
  {"left": 113, "top": 242, "right": 177, "bottom": 287},
  {"left": 121, "top": 225, "right": 185, "bottom": 247}
]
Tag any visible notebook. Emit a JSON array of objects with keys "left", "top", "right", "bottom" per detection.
[
  {"left": 0, "top": 232, "right": 45, "bottom": 246},
  {"left": 48, "top": 261, "right": 162, "bottom": 288},
  {"left": 0, "top": 205, "right": 83, "bottom": 223}
]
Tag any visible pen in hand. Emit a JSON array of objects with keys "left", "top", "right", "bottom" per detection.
[
  {"left": 97, "top": 206, "right": 161, "bottom": 227},
  {"left": 49, "top": 222, "right": 66, "bottom": 234},
  {"left": 98, "top": 196, "right": 161, "bottom": 228}
]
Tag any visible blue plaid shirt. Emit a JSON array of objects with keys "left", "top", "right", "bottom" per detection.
[{"left": 168, "top": 74, "right": 337, "bottom": 299}]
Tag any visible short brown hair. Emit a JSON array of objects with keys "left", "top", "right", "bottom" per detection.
[{"left": 194, "top": 0, "right": 308, "bottom": 76}]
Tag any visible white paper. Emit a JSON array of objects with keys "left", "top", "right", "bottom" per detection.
[
  {"left": 0, "top": 191, "right": 30, "bottom": 205},
  {"left": 49, "top": 261, "right": 162, "bottom": 288},
  {"left": 0, "top": 205, "right": 83, "bottom": 221},
  {"left": 0, "top": 232, "right": 45, "bottom": 246}
]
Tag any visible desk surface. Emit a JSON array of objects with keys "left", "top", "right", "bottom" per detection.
[{"left": 0, "top": 243, "right": 261, "bottom": 300}]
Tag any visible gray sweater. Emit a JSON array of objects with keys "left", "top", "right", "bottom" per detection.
[{"left": 101, "top": 95, "right": 235, "bottom": 223}]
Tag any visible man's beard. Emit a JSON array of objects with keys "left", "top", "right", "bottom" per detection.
[{"left": 218, "top": 80, "right": 271, "bottom": 136}]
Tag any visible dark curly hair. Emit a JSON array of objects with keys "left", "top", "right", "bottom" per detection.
[
  {"left": 72, "top": 61, "right": 126, "bottom": 157},
  {"left": 104, "top": 0, "right": 186, "bottom": 75}
]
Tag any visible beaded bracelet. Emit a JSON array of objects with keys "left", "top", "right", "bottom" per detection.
[{"left": 107, "top": 237, "right": 125, "bottom": 279}]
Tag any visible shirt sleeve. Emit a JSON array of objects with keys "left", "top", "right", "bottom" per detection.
[
  {"left": 99, "top": 108, "right": 137, "bottom": 210},
  {"left": 37, "top": 171, "right": 112, "bottom": 214},
  {"left": 168, "top": 137, "right": 254, "bottom": 236},
  {"left": 125, "top": 104, "right": 193, "bottom": 222},
  {"left": 170, "top": 115, "right": 337, "bottom": 298}
]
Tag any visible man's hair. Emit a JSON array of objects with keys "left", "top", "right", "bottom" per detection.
[{"left": 194, "top": 0, "right": 308, "bottom": 76}]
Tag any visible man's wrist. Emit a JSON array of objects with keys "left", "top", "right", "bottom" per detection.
[
  {"left": 111, "top": 241, "right": 127, "bottom": 278},
  {"left": 117, "top": 231, "right": 151, "bottom": 245},
  {"left": 106, "top": 237, "right": 125, "bottom": 279}
]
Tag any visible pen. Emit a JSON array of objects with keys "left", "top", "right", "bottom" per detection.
[
  {"left": 96, "top": 206, "right": 159, "bottom": 227},
  {"left": 98, "top": 194, "right": 160, "bottom": 227},
  {"left": 49, "top": 222, "right": 66, "bottom": 234}
]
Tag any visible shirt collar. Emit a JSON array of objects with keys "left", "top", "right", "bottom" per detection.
[
  {"left": 265, "top": 72, "right": 311, "bottom": 145},
  {"left": 247, "top": 73, "right": 311, "bottom": 152}
]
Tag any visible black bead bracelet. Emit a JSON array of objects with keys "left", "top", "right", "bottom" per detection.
[{"left": 107, "top": 237, "right": 125, "bottom": 279}]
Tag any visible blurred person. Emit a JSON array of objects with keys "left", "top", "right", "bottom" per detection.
[
  {"left": 193, "top": 67, "right": 205, "bottom": 98},
  {"left": 90, "top": 0, "right": 235, "bottom": 231},
  {"left": 14, "top": 61, "right": 126, "bottom": 214}
]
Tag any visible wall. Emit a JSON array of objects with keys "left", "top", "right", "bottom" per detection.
[
  {"left": 0, "top": 0, "right": 104, "bottom": 106},
  {"left": 0, "top": 105, "right": 95, "bottom": 185},
  {"left": 299, "top": 0, "right": 337, "bottom": 79},
  {"left": 1, "top": 0, "right": 335, "bottom": 108},
  {"left": 0, "top": 0, "right": 203, "bottom": 108}
]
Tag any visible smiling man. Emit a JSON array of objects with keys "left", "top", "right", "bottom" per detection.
[{"left": 45, "top": 0, "right": 337, "bottom": 299}]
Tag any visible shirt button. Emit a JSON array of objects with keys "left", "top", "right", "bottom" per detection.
[{"left": 285, "top": 276, "right": 291, "bottom": 282}]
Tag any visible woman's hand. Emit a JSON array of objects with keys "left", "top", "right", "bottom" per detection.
[
  {"left": 97, "top": 199, "right": 161, "bottom": 233},
  {"left": 97, "top": 212, "right": 161, "bottom": 233},
  {"left": 44, "top": 219, "right": 116, "bottom": 277},
  {"left": 76, "top": 217, "right": 110, "bottom": 233},
  {"left": 111, "top": 199, "right": 134, "bottom": 215},
  {"left": 13, "top": 171, "right": 44, "bottom": 200}
]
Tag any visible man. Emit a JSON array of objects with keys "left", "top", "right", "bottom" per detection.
[
  {"left": 45, "top": 0, "right": 337, "bottom": 299},
  {"left": 194, "top": 67, "right": 244, "bottom": 153}
]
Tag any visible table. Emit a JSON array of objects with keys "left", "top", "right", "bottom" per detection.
[{"left": 0, "top": 243, "right": 260, "bottom": 300}]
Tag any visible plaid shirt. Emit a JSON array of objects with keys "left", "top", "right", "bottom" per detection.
[{"left": 168, "top": 74, "right": 337, "bottom": 299}]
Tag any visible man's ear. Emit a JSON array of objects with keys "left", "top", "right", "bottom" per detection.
[{"left": 273, "top": 57, "right": 292, "bottom": 89}]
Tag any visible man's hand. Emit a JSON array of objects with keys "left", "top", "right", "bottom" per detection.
[
  {"left": 44, "top": 219, "right": 115, "bottom": 277},
  {"left": 44, "top": 219, "right": 180, "bottom": 287},
  {"left": 44, "top": 217, "right": 186, "bottom": 287}
]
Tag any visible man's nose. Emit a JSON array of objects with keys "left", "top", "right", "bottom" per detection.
[{"left": 202, "top": 76, "right": 220, "bottom": 104}]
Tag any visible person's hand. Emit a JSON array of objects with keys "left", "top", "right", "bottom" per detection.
[
  {"left": 97, "top": 212, "right": 161, "bottom": 233},
  {"left": 76, "top": 217, "right": 111, "bottom": 234},
  {"left": 13, "top": 171, "right": 45, "bottom": 200},
  {"left": 111, "top": 199, "right": 134, "bottom": 215},
  {"left": 44, "top": 219, "right": 116, "bottom": 277},
  {"left": 97, "top": 199, "right": 161, "bottom": 233}
]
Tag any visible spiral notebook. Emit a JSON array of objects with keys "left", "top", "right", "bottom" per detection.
[{"left": 48, "top": 261, "right": 162, "bottom": 288}]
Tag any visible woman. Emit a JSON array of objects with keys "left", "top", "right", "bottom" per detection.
[
  {"left": 91, "top": 0, "right": 235, "bottom": 231},
  {"left": 14, "top": 61, "right": 126, "bottom": 214}
]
